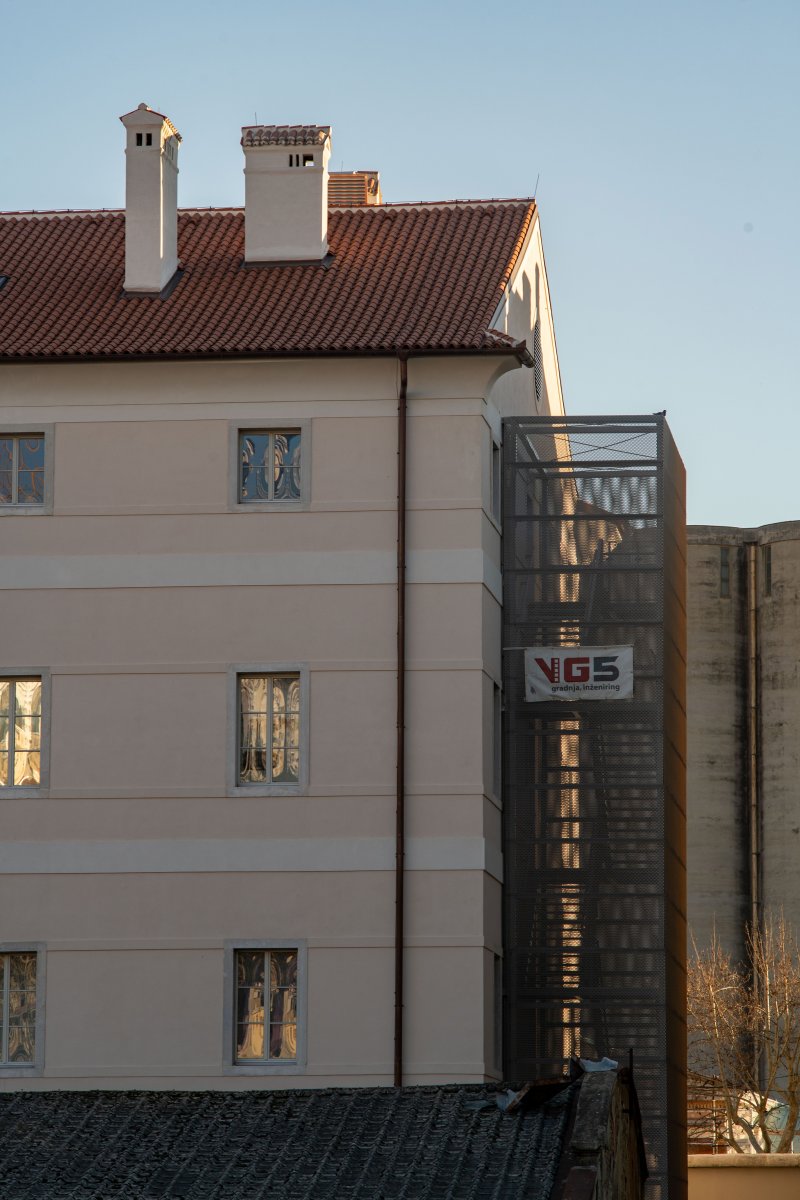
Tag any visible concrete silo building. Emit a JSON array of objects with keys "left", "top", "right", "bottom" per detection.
[{"left": 687, "top": 522, "right": 800, "bottom": 961}]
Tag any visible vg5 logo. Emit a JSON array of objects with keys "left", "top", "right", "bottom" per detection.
[{"left": 534, "top": 653, "right": 622, "bottom": 685}]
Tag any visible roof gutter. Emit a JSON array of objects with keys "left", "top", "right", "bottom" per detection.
[{"left": 0, "top": 344, "right": 533, "bottom": 367}]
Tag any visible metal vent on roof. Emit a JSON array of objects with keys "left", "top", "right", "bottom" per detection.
[
  {"left": 0, "top": 275, "right": 9, "bottom": 292},
  {"left": 329, "top": 171, "right": 382, "bottom": 207}
]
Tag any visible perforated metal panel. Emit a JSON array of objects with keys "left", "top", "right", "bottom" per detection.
[{"left": 501, "top": 416, "right": 687, "bottom": 1200}]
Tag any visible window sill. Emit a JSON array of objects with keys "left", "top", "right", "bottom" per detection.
[
  {"left": 0, "top": 505, "right": 51, "bottom": 517},
  {"left": 234, "top": 500, "right": 307, "bottom": 513},
  {"left": 228, "top": 783, "right": 306, "bottom": 798},
  {"left": 0, "top": 1063, "right": 42, "bottom": 1078},
  {"left": 224, "top": 1060, "right": 305, "bottom": 1077}
]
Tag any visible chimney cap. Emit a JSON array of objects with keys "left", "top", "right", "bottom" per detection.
[
  {"left": 120, "top": 104, "right": 182, "bottom": 142},
  {"left": 241, "top": 125, "right": 331, "bottom": 149}
]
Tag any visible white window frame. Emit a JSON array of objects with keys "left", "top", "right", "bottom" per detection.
[
  {"left": 228, "top": 420, "right": 311, "bottom": 511},
  {"left": 0, "top": 670, "right": 51, "bottom": 797},
  {"left": 222, "top": 939, "right": 307, "bottom": 1076},
  {"left": 227, "top": 664, "right": 310, "bottom": 797},
  {"left": 0, "top": 943, "right": 46, "bottom": 1077},
  {"left": 0, "top": 425, "right": 54, "bottom": 516}
]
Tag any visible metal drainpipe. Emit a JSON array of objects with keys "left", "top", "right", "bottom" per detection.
[
  {"left": 394, "top": 355, "right": 408, "bottom": 1088},
  {"left": 745, "top": 541, "right": 761, "bottom": 945},
  {"left": 745, "top": 538, "right": 764, "bottom": 1091}
]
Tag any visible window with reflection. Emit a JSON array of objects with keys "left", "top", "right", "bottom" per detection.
[
  {"left": 0, "top": 952, "right": 37, "bottom": 1065},
  {"left": 238, "top": 674, "right": 300, "bottom": 786},
  {"left": 239, "top": 431, "right": 301, "bottom": 503},
  {"left": 0, "top": 679, "right": 42, "bottom": 788},
  {"left": 235, "top": 949, "right": 298, "bottom": 1063},
  {"left": 0, "top": 436, "right": 45, "bottom": 506}
]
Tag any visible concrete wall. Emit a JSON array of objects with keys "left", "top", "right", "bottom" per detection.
[
  {"left": 686, "top": 531, "right": 748, "bottom": 961},
  {"left": 688, "top": 523, "right": 800, "bottom": 962},
  {"left": 688, "top": 1155, "right": 800, "bottom": 1200},
  {"left": 0, "top": 342, "right": 553, "bottom": 1090}
]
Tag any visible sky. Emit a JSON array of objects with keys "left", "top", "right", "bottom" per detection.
[{"left": 2, "top": 0, "right": 798, "bottom": 526}]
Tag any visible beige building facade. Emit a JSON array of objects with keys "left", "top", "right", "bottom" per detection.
[{"left": 0, "top": 108, "right": 564, "bottom": 1089}]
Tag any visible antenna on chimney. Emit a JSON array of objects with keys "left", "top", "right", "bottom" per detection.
[{"left": 534, "top": 173, "right": 540, "bottom": 199}]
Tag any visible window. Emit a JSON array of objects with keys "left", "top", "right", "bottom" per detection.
[
  {"left": 0, "top": 951, "right": 37, "bottom": 1065},
  {"left": 0, "top": 435, "right": 45, "bottom": 506},
  {"left": 223, "top": 940, "right": 307, "bottom": 1074},
  {"left": 238, "top": 673, "right": 301, "bottom": 786},
  {"left": 239, "top": 430, "right": 301, "bottom": 504},
  {"left": 229, "top": 422, "right": 310, "bottom": 511},
  {"left": 235, "top": 949, "right": 297, "bottom": 1063},
  {"left": 762, "top": 544, "right": 772, "bottom": 596},
  {"left": 0, "top": 428, "right": 53, "bottom": 515},
  {"left": 0, "top": 678, "right": 42, "bottom": 788},
  {"left": 0, "top": 947, "right": 44, "bottom": 1074},
  {"left": 720, "top": 546, "right": 730, "bottom": 598}
]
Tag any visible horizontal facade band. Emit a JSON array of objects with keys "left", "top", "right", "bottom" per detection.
[
  {"left": 0, "top": 784, "right": 492, "bottom": 799},
  {"left": 0, "top": 549, "right": 502, "bottom": 600},
  {"left": 0, "top": 836, "right": 504, "bottom": 881},
  {"left": 20, "top": 1061, "right": 493, "bottom": 1081},
  {"left": 44, "top": 660, "right": 490, "bottom": 675},
  {"left": 22, "top": 499, "right": 488, "bottom": 516},
  {"left": 0, "top": 395, "right": 491, "bottom": 417},
  {"left": 41, "top": 936, "right": 499, "bottom": 951}
]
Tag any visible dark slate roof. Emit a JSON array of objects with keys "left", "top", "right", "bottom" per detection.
[
  {"left": 0, "top": 201, "right": 535, "bottom": 363},
  {"left": 0, "top": 1083, "right": 578, "bottom": 1199}
]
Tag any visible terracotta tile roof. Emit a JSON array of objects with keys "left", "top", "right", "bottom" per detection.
[
  {"left": 0, "top": 200, "right": 535, "bottom": 362},
  {"left": 120, "top": 103, "right": 182, "bottom": 141},
  {"left": 241, "top": 125, "right": 331, "bottom": 147}
]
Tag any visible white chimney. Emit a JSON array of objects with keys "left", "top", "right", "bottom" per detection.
[
  {"left": 119, "top": 104, "right": 182, "bottom": 293},
  {"left": 241, "top": 125, "right": 331, "bottom": 263}
]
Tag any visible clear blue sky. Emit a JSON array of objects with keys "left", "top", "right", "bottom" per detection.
[{"left": 3, "top": 0, "right": 798, "bottom": 526}]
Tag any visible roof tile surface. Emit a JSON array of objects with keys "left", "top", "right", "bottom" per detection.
[
  {"left": 241, "top": 125, "right": 331, "bottom": 147},
  {"left": 0, "top": 1084, "right": 575, "bottom": 1199},
  {"left": 0, "top": 201, "right": 534, "bottom": 361}
]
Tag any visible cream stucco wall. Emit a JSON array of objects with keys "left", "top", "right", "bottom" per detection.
[
  {"left": 0, "top": 343, "right": 555, "bottom": 1090},
  {"left": 688, "top": 1155, "right": 800, "bottom": 1200},
  {"left": 491, "top": 214, "right": 565, "bottom": 419}
]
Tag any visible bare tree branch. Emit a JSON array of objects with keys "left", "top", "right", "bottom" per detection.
[{"left": 688, "top": 913, "right": 800, "bottom": 1153}]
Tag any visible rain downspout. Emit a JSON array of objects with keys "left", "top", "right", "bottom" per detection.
[
  {"left": 395, "top": 355, "right": 408, "bottom": 1088},
  {"left": 745, "top": 539, "right": 763, "bottom": 1088},
  {"left": 745, "top": 541, "right": 761, "bottom": 945}
]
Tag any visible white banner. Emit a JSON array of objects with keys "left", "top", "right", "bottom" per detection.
[{"left": 524, "top": 646, "right": 634, "bottom": 702}]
